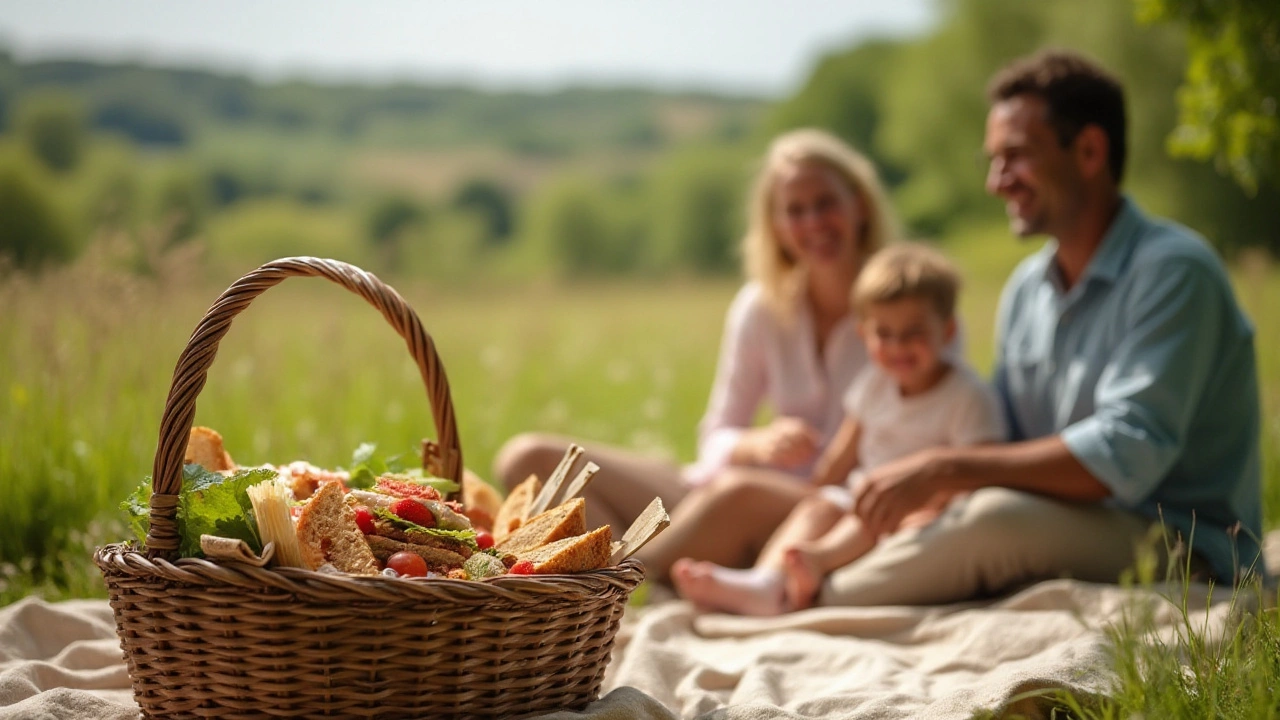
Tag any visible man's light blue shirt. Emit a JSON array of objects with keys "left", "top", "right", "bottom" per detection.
[{"left": 993, "top": 197, "right": 1262, "bottom": 582}]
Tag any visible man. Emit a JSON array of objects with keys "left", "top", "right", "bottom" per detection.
[{"left": 821, "top": 49, "right": 1263, "bottom": 606}]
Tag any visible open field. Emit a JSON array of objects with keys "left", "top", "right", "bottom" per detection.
[{"left": 1, "top": 228, "right": 1276, "bottom": 604}]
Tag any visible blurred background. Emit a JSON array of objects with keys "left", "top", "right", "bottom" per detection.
[{"left": 1, "top": 0, "right": 1276, "bottom": 602}]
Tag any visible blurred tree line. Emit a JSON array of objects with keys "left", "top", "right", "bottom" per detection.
[{"left": 0, "top": 0, "right": 1276, "bottom": 279}]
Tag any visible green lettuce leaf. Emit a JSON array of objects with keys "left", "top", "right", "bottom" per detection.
[
  {"left": 120, "top": 478, "right": 152, "bottom": 546},
  {"left": 119, "top": 464, "right": 276, "bottom": 557},
  {"left": 373, "top": 507, "right": 477, "bottom": 549},
  {"left": 346, "top": 442, "right": 460, "bottom": 494},
  {"left": 176, "top": 464, "right": 275, "bottom": 558}
]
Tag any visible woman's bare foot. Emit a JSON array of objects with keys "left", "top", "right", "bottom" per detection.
[
  {"left": 782, "top": 547, "right": 824, "bottom": 611},
  {"left": 670, "top": 558, "right": 785, "bottom": 616}
]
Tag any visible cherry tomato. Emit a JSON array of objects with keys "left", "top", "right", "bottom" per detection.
[
  {"left": 387, "top": 551, "right": 428, "bottom": 577},
  {"left": 508, "top": 560, "right": 535, "bottom": 575},
  {"left": 352, "top": 505, "right": 375, "bottom": 535},
  {"left": 390, "top": 498, "right": 435, "bottom": 527},
  {"left": 475, "top": 530, "right": 495, "bottom": 550}
]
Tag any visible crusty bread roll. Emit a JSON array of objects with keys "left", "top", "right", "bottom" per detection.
[
  {"left": 496, "top": 497, "right": 586, "bottom": 556},
  {"left": 521, "top": 525, "right": 612, "bottom": 575},
  {"left": 493, "top": 474, "right": 541, "bottom": 541},
  {"left": 184, "top": 426, "right": 236, "bottom": 473},
  {"left": 296, "top": 482, "right": 379, "bottom": 575}
]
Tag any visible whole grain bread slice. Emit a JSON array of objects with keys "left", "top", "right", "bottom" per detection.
[
  {"left": 493, "top": 474, "right": 542, "bottom": 541},
  {"left": 295, "top": 482, "right": 380, "bottom": 575},
  {"left": 495, "top": 497, "right": 587, "bottom": 556},
  {"left": 520, "top": 525, "right": 612, "bottom": 575},
  {"left": 365, "top": 535, "right": 467, "bottom": 572}
]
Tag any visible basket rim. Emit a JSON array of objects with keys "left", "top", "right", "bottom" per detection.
[{"left": 96, "top": 542, "right": 645, "bottom": 603}]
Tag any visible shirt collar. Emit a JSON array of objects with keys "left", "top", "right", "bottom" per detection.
[{"left": 1037, "top": 195, "right": 1144, "bottom": 291}]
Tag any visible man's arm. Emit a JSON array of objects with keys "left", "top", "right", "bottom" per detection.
[{"left": 853, "top": 436, "right": 1108, "bottom": 538}]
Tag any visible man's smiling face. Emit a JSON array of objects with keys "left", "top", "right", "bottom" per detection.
[{"left": 983, "top": 95, "right": 1084, "bottom": 239}]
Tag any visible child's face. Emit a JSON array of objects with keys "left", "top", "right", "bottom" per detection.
[{"left": 858, "top": 297, "right": 955, "bottom": 394}]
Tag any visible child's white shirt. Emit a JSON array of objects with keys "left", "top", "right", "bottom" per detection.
[{"left": 843, "top": 362, "right": 1007, "bottom": 484}]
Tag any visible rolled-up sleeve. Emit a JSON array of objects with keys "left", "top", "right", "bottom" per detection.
[
  {"left": 686, "top": 288, "right": 767, "bottom": 484},
  {"left": 1060, "top": 258, "right": 1225, "bottom": 505}
]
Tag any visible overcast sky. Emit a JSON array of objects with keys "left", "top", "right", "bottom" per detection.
[{"left": 0, "top": 0, "right": 935, "bottom": 96}]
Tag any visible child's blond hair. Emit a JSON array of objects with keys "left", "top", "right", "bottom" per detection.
[{"left": 853, "top": 243, "right": 961, "bottom": 320}]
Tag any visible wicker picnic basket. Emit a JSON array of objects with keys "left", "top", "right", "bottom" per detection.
[{"left": 95, "top": 257, "right": 645, "bottom": 719}]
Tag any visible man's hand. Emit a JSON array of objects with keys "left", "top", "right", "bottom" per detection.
[
  {"left": 852, "top": 449, "right": 946, "bottom": 539},
  {"left": 742, "top": 417, "right": 821, "bottom": 470}
]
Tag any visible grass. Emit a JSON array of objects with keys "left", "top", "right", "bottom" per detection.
[{"left": 1, "top": 226, "right": 1278, "bottom": 714}]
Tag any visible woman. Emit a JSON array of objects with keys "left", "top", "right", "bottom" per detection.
[{"left": 493, "top": 128, "right": 901, "bottom": 582}]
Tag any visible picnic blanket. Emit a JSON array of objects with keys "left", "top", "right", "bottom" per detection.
[{"left": 3, "top": 534, "right": 1276, "bottom": 720}]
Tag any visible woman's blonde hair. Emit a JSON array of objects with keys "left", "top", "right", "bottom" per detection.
[{"left": 743, "top": 128, "right": 900, "bottom": 314}]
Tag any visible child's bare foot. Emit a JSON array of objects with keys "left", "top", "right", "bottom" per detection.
[
  {"left": 782, "top": 547, "right": 823, "bottom": 611},
  {"left": 670, "top": 558, "right": 785, "bottom": 616}
]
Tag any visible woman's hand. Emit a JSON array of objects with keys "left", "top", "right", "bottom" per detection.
[{"left": 738, "top": 417, "right": 821, "bottom": 470}]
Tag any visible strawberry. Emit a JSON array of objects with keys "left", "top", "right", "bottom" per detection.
[
  {"left": 508, "top": 560, "right": 535, "bottom": 575},
  {"left": 352, "top": 505, "right": 375, "bottom": 535},
  {"left": 390, "top": 498, "right": 436, "bottom": 528}
]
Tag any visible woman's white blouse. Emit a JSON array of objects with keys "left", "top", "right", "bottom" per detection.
[{"left": 683, "top": 282, "right": 868, "bottom": 485}]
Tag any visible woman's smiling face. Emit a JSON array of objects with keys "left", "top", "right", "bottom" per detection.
[{"left": 771, "top": 160, "right": 865, "bottom": 273}]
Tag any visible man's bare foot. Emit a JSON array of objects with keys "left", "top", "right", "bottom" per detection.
[
  {"left": 782, "top": 547, "right": 823, "bottom": 611},
  {"left": 670, "top": 558, "right": 785, "bottom": 616}
]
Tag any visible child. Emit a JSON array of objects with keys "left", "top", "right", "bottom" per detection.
[{"left": 672, "top": 243, "right": 1007, "bottom": 615}]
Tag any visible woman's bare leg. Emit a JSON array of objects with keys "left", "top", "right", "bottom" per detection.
[
  {"left": 634, "top": 467, "right": 813, "bottom": 585},
  {"left": 492, "top": 432, "right": 689, "bottom": 532}
]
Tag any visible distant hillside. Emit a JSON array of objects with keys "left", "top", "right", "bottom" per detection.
[{"left": 0, "top": 49, "right": 767, "bottom": 156}]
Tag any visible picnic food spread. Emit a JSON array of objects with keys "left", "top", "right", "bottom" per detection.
[{"left": 120, "top": 426, "right": 623, "bottom": 580}]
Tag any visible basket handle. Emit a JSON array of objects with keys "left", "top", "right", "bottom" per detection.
[{"left": 144, "top": 257, "right": 462, "bottom": 560}]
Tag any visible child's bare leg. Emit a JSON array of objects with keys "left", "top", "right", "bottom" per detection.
[
  {"left": 671, "top": 490, "right": 844, "bottom": 616},
  {"left": 784, "top": 514, "right": 876, "bottom": 610},
  {"left": 754, "top": 493, "right": 847, "bottom": 571}
]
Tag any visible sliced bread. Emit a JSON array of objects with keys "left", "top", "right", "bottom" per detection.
[
  {"left": 493, "top": 474, "right": 541, "bottom": 541},
  {"left": 295, "top": 482, "right": 380, "bottom": 575},
  {"left": 365, "top": 535, "right": 466, "bottom": 572},
  {"left": 495, "top": 497, "right": 586, "bottom": 556},
  {"left": 520, "top": 525, "right": 612, "bottom": 575}
]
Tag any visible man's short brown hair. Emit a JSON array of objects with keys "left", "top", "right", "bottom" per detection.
[
  {"left": 854, "top": 243, "right": 961, "bottom": 320},
  {"left": 987, "top": 49, "right": 1127, "bottom": 183}
]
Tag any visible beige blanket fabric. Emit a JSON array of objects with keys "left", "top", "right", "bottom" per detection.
[{"left": 0, "top": 564, "right": 1266, "bottom": 719}]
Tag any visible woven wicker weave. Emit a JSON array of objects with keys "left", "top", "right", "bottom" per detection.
[{"left": 95, "top": 257, "right": 644, "bottom": 719}]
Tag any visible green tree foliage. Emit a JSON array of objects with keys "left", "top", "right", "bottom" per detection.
[
  {"left": 153, "top": 164, "right": 210, "bottom": 245},
  {"left": 1136, "top": 0, "right": 1280, "bottom": 194},
  {"left": 647, "top": 145, "right": 748, "bottom": 275},
  {"left": 0, "top": 154, "right": 73, "bottom": 270},
  {"left": 765, "top": 39, "right": 908, "bottom": 187},
  {"left": 16, "top": 91, "right": 87, "bottom": 173},
  {"left": 452, "top": 179, "right": 516, "bottom": 246},
  {"left": 522, "top": 176, "right": 635, "bottom": 276},
  {"left": 367, "top": 195, "right": 425, "bottom": 245}
]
